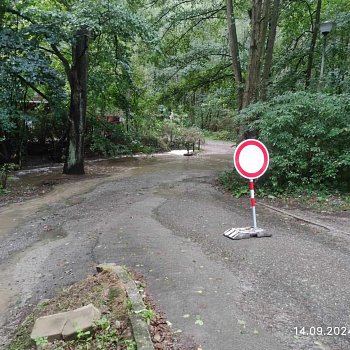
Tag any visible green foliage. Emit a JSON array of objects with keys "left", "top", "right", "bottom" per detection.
[
  {"left": 127, "top": 298, "right": 133, "bottom": 311},
  {"left": 0, "top": 0, "right": 153, "bottom": 168},
  {"left": 203, "top": 130, "right": 235, "bottom": 141},
  {"left": 108, "top": 287, "right": 121, "bottom": 302},
  {"left": 139, "top": 308, "right": 156, "bottom": 325},
  {"left": 178, "top": 126, "right": 203, "bottom": 145},
  {"left": 75, "top": 328, "right": 93, "bottom": 349},
  {"left": 1, "top": 0, "right": 349, "bottom": 175},
  {"left": 88, "top": 116, "right": 168, "bottom": 156},
  {"left": 235, "top": 91, "right": 350, "bottom": 192},
  {"left": 273, "top": 0, "right": 350, "bottom": 95},
  {"left": 217, "top": 170, "right": 248, "bottom": 198},
  {"left": 90, "top": 120, "right": 133, "bottom": 157},
  {"left": 34, "top": 336, "right": 48, "bottom": 348},
  {"left": 123, "top": 339, "right": 137, "bottom": 350},
  {"left": 29, "top": 317, "right": 136, "bottom": 350}
]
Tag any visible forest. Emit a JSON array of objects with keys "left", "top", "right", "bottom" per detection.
[{"left": 0, "top": 0, "right": 349, "bottom": 195}]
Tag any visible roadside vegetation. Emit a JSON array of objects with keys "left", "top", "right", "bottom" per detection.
[
  {"left": 6, "top": 270, "right": 183, "bottom": 350},
  {"left": 6, "top": 272, "right": 134, "bottom": 350},
  {"left": 218, "top": 91, "right": 350, "bottom": 211},
  {"left": 0, "top": 0, "right": 349, "bottom": 202}
]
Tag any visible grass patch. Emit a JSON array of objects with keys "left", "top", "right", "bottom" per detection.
[
  {"left": 217, "top": 170, "right": 350, "bottom": 212},
  {"left": 202, "top": 130, "right": 235, "bottom": 142}
]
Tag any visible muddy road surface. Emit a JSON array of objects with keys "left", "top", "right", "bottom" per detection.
[{"left": 1, "top": 141, "right": 350, "bottom": 350}]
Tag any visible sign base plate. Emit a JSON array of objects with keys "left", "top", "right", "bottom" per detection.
[{"left": 223, "top": 227, "right": 272, "bottom": 240}]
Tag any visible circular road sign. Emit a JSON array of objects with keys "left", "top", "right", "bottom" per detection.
[{"left": 234, "top": 139, "right": 269, "bottom": 179}]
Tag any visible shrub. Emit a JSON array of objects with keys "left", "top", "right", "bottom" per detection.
[
  {"left": 234, "top": 91, "right": 350, "bottom": 192},
  {"left": 90, "top": 121, "right": 133, "bottom": 156},
  {"left": 203, "top": 130, "right": 235, "bottom": 141}
]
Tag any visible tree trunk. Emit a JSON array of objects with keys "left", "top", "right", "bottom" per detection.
[
  {"left": 226, "top": 0, "right": 243, "bottom": 110},
  {"left": 260, "top": 0, "right": 280, "bottom": 100},
  {"left": 243, "top": 0, "right": 271, "bottom": 108},
  {"left": 206, "top": 111, "right": 212, "bottom": 130},
  {"left": 305, "top": 0, "right": 322, "bottom": 88},
  {"left": 63, "top": 28, "right": 88, "bottom": 175},
  {"left": 0, "top": 141, "right": 9, "bottom": 163}
]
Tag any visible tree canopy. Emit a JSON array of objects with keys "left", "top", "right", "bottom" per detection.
[{"left": 0, "top": 0, "right": 349, "bottom": 192}]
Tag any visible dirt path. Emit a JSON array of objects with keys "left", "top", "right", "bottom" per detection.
[
  {"left": 0, "top": 141, "right": 233, "bottom": 237},
  {"left": 1, "top": 141, "right": 350, "bottom": 350},
  {"left": 0, "top": 141, "right": 232, "bottom": 346},
  {"left": 0, "top": 169, "right": 133, "bottom": 237}
]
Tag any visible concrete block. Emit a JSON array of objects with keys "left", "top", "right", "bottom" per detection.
[
  {"left": 31, "top": 304, "right": 101, "bottom": 342},
  {"left": 31, "top": 312, "right": 67, "bottom": 342},
  {"left": 62, "top": 304, "right": 101, "bottom": 340}
]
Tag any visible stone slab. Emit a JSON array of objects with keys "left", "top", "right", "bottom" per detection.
[
  {"left": 62, "top": 304, "right": 101, "bottom": 340},
  {"left": 31, "top": 313, "right": 67, "bottom": 342},
  {"left": 31, "top": 303, "right": 101, "bottom": 342}
]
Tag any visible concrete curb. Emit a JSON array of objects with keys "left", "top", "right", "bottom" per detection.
[
  {"left": 96, "top": 264, "right": 154, "bottom": 350},
  {"left": 260, "top": 203, "right": 349, "bottom": 235}
]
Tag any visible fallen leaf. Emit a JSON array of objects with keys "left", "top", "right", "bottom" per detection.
[
  {"left": 195, "top": 315, "right": 204, "bottom": 326},
  {"left": 154, "top": 333, "right": 161, "bottom": 342},
  {"left": 237, "top": 320, "right": 246, "bottom": 326},
  {"left": 195, "top": 319, "right": 204, "bottom": 326},
  {"left": 314, "top": 341, "right": 326, "bottom": 350}
]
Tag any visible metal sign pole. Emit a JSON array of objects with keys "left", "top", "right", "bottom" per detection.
[
  {"left": 250, "top": 180, "right": 257, "bottom": 230},
  {"left": 224, "top": 139, "right": 272, "bottom": 240}
]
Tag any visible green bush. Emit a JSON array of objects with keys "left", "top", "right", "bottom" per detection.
[
  {"left": 203, "top": 130, "right": 235, "bottom": 141},
  {"left": 217, "top": 170, "right": 248, "bottom": 198},
  {"left": 90, "top": 121, "right": 133, "bottom": 156},
  {"left": 235, "top": 91, "right": 350, "bottom": 192}
]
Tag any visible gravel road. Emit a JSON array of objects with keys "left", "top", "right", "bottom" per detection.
[{"left": 0, "top": 141, "right": 350, "bottom": 350}]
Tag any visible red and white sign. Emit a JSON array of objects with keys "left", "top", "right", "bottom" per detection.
[{"left": 234, "top": 139, "right": 269, "bottom": 179}]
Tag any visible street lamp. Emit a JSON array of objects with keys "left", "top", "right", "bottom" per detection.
[{"left": 319, "top": 21, "right": 334, "bottom": 82}]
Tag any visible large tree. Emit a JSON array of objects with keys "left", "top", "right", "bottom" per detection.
[
  {"left": 226, "top": 0, "right": 243, "bottom": 109},
  {"left": 153, "top": 0, "right": 281, "bottom": 113},
  {"left": 305, "top": 0, "right": 322, "bottom": 88},
  {"left": 241, "top": 0, "right": 281, "bottom": 107},
  {"left": 2, "top": 0, "right": 150, "bottom": 174}
]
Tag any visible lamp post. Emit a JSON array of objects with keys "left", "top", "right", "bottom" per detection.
[{"left": 319, "top": 21, "right": 334, "bottom": 83}]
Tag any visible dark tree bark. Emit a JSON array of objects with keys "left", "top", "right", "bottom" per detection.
[
  {"left": 260, "top": 0, "right": 280, "bottom": 100},
  {"left": 305, "top": 0, "right": 322, "bottom": 87},
  {"left": 63, "top": 28, "right": 89, "bottom": 174},
  {"left": 242, "top": 0, "right": 282, "bottom": 107},
  {"left": 226, "top": 0, "right": 243, "bottom": 110},
  {"left": 4, "top": 6, "right": 89, "bottom": 174},
  {"left": 0, "top": 141, "right": 9, "bottom": 163},
  {"left": 243, "top": 0, "right": 270, "bottom": 108}
]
